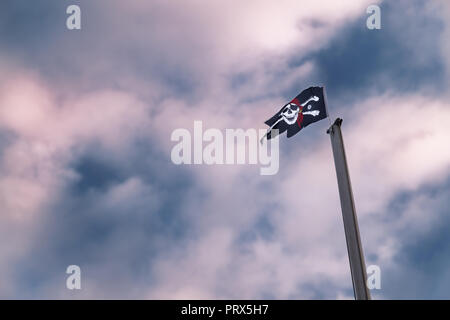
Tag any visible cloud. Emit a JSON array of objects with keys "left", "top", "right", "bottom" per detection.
[
  {"left": 143, "top": 90, "right": 450, "bottom": 299},
  {"left": 0, "top": 71, "right": 156, "bottom": 297},
  {"left": 0, "top": 0, "right": 380, "bottom": 100},
  {"left": 1, "top": 0, "right": 450, "bottom": 299},
  {"left": 436, "top": 0, "right": 450, "bottom": 80}
]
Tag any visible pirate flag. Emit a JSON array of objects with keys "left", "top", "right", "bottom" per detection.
[{"left": 262, "top": 86, "right": 328, "bottom": 141}]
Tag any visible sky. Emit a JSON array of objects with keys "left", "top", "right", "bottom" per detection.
[{"left": 0, "top": 0, "right": 450, "bottom": 299}]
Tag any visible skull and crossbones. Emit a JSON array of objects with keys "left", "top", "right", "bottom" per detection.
[
  {"left": 280, "top": 103, "right": 300, "bottom": 125},
  {"left": 261, "top": 95, "right": 321, "bottom": 143},
  {"left": 280, "top": 95, "right": 320, "bottom": 125}
]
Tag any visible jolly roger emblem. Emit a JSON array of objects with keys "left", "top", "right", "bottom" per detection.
[
  {"left": 280, "top": 95, "right": 320, "bottom": 125},
  {"left": 262, "top": 86, "right": 328, "bottom": 141}
]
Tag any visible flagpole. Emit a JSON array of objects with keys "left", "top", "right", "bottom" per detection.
[{"left": 327, "top": 118, "right": 371, "bottom": 300}]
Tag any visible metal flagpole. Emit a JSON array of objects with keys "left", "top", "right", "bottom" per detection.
[{"left": 327, "top": 118, "right": 371, "bottom": 300}]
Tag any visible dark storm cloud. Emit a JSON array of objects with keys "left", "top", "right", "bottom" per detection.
[
  {"left": 8, "top": 140, "right": 197, "bottom": 298},
  {"left": 368, "top": 178, "right": 450, "bottom": 299},
  {"left": 0, "top": 0, "right": 207, "bottom": 100}
]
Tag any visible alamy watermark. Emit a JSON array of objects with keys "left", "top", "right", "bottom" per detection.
[
  {"left": 170, "top": 121, "right": 280, "bottom": 175},
  {"left": 66, "top": 265, "right": 81, "bottom": 290},
  {"left": 366, "top": 4, "right": 381, "bottom": 30},
  {"left": 66, "top": 5, "right": 81, "bottom": 30},
  {"left": 367, "top": 264, "right": 381, "bottom": 290}
]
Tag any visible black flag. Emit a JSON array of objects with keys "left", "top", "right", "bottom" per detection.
[{"left": 263, "top": 86, "right": 328, "bottom": 140}]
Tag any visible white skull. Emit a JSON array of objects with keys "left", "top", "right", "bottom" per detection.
[{"left": 281, "top": 103, "right": 300, "bottom": 125}]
